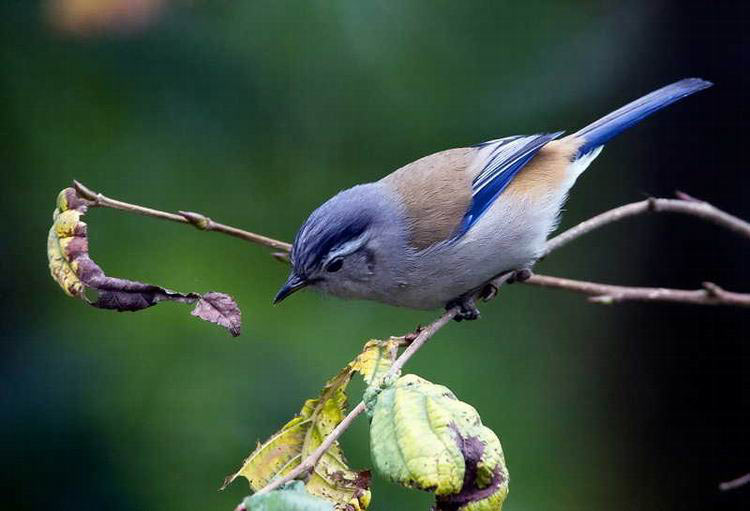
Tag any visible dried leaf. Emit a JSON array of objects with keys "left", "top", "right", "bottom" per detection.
[
  {"left": 239, "top": 481, "right": 333, "bottom": 511},
  {"left": 224, "top": 339, "right": 400, "bottom": 509},
  {"left": 47, "top": 187, "right": 242, "bottom": 336},
  {"left": 368, "top": 374, "right": 509, "bottom": 511},
  {"left": 192, "top": 292, "right": 242, "bottom": 337}
]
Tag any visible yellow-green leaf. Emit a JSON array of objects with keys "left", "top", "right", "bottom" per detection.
[
  {"left": 224, "top": 369, "right": 365, "bottom": 509},
  {"left": 368, "top": 374, "right": 509, "bottom": 511},
  {"left": 351, "top": 338, "right": 400, "bottom": 386},
  {"left": 224, "top": 339, "right": 403, "bottom": 510}
]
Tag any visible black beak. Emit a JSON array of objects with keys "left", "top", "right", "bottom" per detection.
[{"left": 273, "top": 273, "right": 308, "bottom": 304}]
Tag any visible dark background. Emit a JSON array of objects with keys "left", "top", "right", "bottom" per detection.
[{"left": 1, "top": 1, "right": 747, "bottom": 510}]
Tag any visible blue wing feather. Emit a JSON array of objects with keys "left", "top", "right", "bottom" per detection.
[
  {"left": 453, "top": 78, "right": 712, "bottom": 240},
  {"left": 454, "top": 131, "right": 563, "bottom": 237}
]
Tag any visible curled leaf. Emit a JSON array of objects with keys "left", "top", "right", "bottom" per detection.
[
  {"left": 368, "top": 374, "right": 509, "bottom": 511},
  {"left": 224, "top": 339, "right": 401, "bottom": 509},
  {"left": 47, "top": 187, "right": 242, "bottom": 336},
  {"left": 239, "top": 481, "right": 334, "bottom": 511}
]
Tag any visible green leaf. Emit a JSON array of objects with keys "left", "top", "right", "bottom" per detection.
[
  {"left": 223, "top": 339, "right": 403, "bottom": 510},
  {"left": 240, "top": 481, "right": 334, "bottom": 511},
  {"left": 47, "top": 186, "right": 242, "bottom": 336},
  {"left": 368, "top": 374, "right": 509, "bottom": 511}
]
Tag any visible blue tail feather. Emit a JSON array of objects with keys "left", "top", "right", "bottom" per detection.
[{"left": 575, "top": 78, "right": 712, "bottom": 156}]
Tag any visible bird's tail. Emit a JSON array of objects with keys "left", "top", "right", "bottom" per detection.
[{"left": 574, "top": 78, "right": 713, "bottom": 156}]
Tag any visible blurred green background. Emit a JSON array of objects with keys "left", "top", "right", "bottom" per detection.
[{"left": 2, "top": 1, "right": 748, "bottom": 510}]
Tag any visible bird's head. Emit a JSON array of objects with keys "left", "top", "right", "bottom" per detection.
[{"left": 274, "top": 184, "right": 404, "bottom": 304}]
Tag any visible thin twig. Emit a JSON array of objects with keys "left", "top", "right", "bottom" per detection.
[
  {"left": 73, "top": 180, "right": 292, "bottom": 252},
  {"left": 544, "top": 194, "right": 750, "bottom": 256},
  {"left": 248, "top": 401, "right": 367, "bottom": 501},
  {"left": 74, "top": 181, "right": 750, "bottom": 309},
  {"left": 524, "top": 275, "right": 750, "bottom": 307},
  {"left": 248, "top": 307, "right": 459, "bottom": 500},
  {"left": 719, "top": 472, "right": 750, "bottom": 491}
]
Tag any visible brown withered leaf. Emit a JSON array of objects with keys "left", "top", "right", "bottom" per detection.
[
  {"left": 191, "top": 292, "right": 242, "bottom": 337},
  {"left": 48, "top": 186, "right": 242, "bottom": 336}
]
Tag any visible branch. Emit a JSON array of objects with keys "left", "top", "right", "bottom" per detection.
[
  {"left": 719, "top": 472, "right": 750, "bottom": 491},
  {"left": 530, "top": 192, "right": 750, "bottom": 306},
  {"left": 73, "top": 181, "right": 750, "bottom": 309},
  {"left": 544, "top": 192, "right": 750, "bottom": 256},
  {"left": 524, "top": 275, "right": 750, "bottom": 307},
  {"left": 248, "top": 306, "right": 460, "bottom": 500},
  {"left": 73, "top": 180, "right": 291, "bottom": 252}
]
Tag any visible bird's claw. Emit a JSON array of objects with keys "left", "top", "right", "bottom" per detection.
[
  {"left": 479, "top": 281, "right": 499, "bottom": 302},
  {"left": 447, "top": 296, "right": 480, "bottom": 322},
  {"left": 480, "top": 268, "right": 533, "bottom": 302},
  {"left": 403, "top": 325, "right": 424, "bottom": 344},
  {"left": 447, "top": 268, "right": 533, "bottom": 321},
  {"left": 507, "top": 268, "right": 532, "bottom": 284}
]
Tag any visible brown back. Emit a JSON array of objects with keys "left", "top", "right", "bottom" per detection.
[{"left": 381, "top": 147, "right": 474, "bottom": 250}]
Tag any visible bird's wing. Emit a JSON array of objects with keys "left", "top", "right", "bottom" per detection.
[{"left": 454, "top": 131, "right": 564, "bottom": 237}]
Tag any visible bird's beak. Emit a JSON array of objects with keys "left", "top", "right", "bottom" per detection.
[{"left": 273, "top": 273, "right": 308, "bottom": 304}]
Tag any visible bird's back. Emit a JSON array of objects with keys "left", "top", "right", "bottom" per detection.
[
  {"left": 380, "top": 138, "right": 581, "bottom": 252},
  {"left": 380, "top": 147, "right": 475, "bottom": 250}
]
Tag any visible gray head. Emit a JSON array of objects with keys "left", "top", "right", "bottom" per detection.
[{"left": 274, "top": 183, "right": 408, "bottom": 304}]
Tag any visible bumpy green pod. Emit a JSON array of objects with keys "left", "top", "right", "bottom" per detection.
[{"left": 368, "top": 374, "right": 509, "bottom": 511}]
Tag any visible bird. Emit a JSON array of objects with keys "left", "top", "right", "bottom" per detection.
[{"left": 274, "top": 78, "right": 712, "bottom": 319}]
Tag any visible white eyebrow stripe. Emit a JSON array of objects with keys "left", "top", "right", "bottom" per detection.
[{"left": 323, "top": 232, "right": 369, "bottom": 266}]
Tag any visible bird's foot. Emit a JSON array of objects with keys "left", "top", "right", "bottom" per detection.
[
  {"left": 479, "top": 281, "right": 499, "bottom": 302},
  {"left": 446, "top": 295, "right": 480, "bottom": 322},
  {"left": 479, "top": 268, "right": 533, "bottom": 302},
  {"left": 447, "top": 268, "right": 534, "bottom": 321},
  {"left": 507, "top": 268, "right": 533, "bottom": 284},
  {"left": 403, "top": 325, "right": 424, "bottom": 345}
]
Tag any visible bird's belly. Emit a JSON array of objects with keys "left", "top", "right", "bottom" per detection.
[{"left": 386, "top": 204, "right": 553, "bottom": 309}]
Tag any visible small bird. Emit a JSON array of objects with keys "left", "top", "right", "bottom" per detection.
[{"left": 275, "top": 78, "right": 712, "bottom": 319}]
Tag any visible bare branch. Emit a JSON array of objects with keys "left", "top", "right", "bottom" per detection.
[
  {"left": 544, "top": 195, "right": 750, "bottom": 256},
  {"left": 247, "top": 401, "right": 367, "bottom": 501},
  {"left": 524, "top": 274, "right": 750, "bottom": 307},
  {"left": 73, "top": 180, "right": 291, "bottom": 252},
  {"left": 719, "top": 472, "right": 750, "bottom": 491},
  {"left": 73, "top": 181, "right": 750, "bottom": 311}
]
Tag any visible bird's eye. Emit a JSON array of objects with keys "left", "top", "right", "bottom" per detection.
[{"left": 325, "top": 257, "right": 343, "bottom": 273}]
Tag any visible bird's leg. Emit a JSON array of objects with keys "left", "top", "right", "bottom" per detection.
[
  {"left": 478, "top": 268, "right": 534, "bottom": 302},
  {"left": 446, "top": 293, "right": 481, "bottom": 322},
  {"left": 478, "top": 272, "right": 511, "bottom": 302},
  {"left": 448, "top": 268, "right": 534, "bottom": 321}
]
